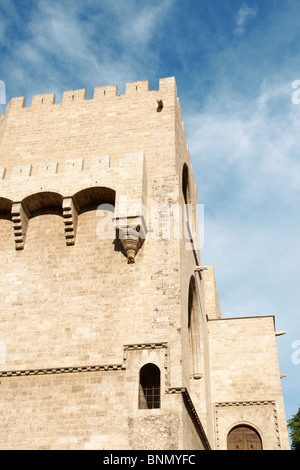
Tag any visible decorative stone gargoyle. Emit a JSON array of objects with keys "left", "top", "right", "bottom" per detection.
[{"left": 113, "top": 214, "right": 147, "bottom": 263}]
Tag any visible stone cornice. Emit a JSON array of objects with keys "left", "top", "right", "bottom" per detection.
[
  {"left": 0, "top": 342, "right": 168, "bottom": 378},
  {"left": 167, "top": 386, "right": 211, "bottom": 450}
]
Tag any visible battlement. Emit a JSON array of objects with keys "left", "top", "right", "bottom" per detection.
[
  {"left": 0, "top": 155, "right": 112, "bottom": 180},
  {"left": 0, "top": 76, "right": 192, "bottom": 263},
  {"left": 0, "top": 76, "right": 185, "bottom": 179},
  {"left": 7, "top": 77, "right": 177, "bottom": 111},
  {"left": 0, "top": 151, "right": 147, "bottom": 203},
  {"left": 0, "top": 151, "right": 148, "bottom": 260}
]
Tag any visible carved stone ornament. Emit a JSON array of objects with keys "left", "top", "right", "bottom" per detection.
[{"left": 114, "top": 215, "right": 147, "bottom": 263}]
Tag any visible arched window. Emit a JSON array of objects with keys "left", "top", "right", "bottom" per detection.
[
  {"left": 188, "top": 276, "right": 201, "bottom": 379},
  {"left": 138, "top": 363, "right": 161, "bottom": 409},
  {"left": 182, "top": 163, "right": 196, "bottom": 234},
  {"left": 227, "top": 425, "right": 262, "bottom": 450},
  {"left": 182, "top": 163, "right": 190, "bottom": 205}
]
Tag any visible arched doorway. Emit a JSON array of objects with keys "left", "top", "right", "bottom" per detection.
[{"left": 227, "top": 425, "right": 262, "bottom": 450}]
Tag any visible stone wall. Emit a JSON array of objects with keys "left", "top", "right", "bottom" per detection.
[
  {"left": 0, "top": 76, "right": 289, "bottom": 450},
  {"left": 208, "top": 316, "right": 290, "bottom": 449},
  {"left": 0, "top": 77, "right": 210, "bottom": 449}
]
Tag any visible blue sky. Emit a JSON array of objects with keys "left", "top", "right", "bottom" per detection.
[{"left": 0, "top": 0, "right": 299, "bottom": 437}]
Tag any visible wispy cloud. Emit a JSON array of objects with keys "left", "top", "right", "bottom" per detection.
[
  {"left": 113, "top": 0, "right": 174, "bottom": 48},
  {"left": 233, "top": 3, "right": 257, "bottom": 36},
  {"left": 0, "top": 0, "right": 175, "bottom": 101}
]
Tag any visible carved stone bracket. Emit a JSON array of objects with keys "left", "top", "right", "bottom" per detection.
[
  {"left": 114, "top": 215, "right": 147, "bottom": 263},
  {"left": 62, "top": 197, "right": 79, "bottom": 246},
  {"left": 11, "top": 202, "right": 29, "bottom": 250}
]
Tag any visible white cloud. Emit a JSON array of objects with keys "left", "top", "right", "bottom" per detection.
[
  {"left": 186, "top": 80, "right": 300, "bottom": 203},
  {"left": 1, "top": 0, "right": 175, "bottom": 103},
  {"left": 233, "top": 3, "right": 257, "bottom": 36},
  {"left": 184, "top": 77, "right": 300, "bottom": 333},
  {"left": 114, "top": 0, "right": 174, "bottom": 48}
]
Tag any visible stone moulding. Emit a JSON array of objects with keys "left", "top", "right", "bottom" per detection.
[
  {"left": 166, "top": 386, "right": 211, "bottom": 450},
  {"left": 0, "top": 342, "right": 168, "bottom": 378},
  {"left": 0, "top": 364, "right": 125, "bottom": 376},
  {"left": 124, "top": 341, "right": 169, "bottom": 389}
]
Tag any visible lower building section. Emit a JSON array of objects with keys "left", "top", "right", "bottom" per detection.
[
  {"left": 0, "top": 343, "right": 209, "bottom": 450},
  {"left": 214, "top": 401, "right": 281, "bottom": 450},
  {"left": 208, "top": 315, "right": 290, "bottom": 450}
]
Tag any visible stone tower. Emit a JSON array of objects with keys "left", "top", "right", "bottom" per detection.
[{"left": 0, "top": 77, "right": 289, "bottom": 450}]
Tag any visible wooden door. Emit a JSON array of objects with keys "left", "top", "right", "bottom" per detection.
[{"left": 227, "top": 426, "right": 262, "bottom": 450}]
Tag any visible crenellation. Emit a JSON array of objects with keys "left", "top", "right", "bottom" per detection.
[
  {"left": 0, "top": 152, "right": 146, "bottom": 211},
  {"left": 125, "top": 80, "right": 149, "bottom": 94},
  {"left": 90, "top": 155, "right": 110, "bottom": 170},
  {"left": 159, "top": 76, "right": 177, "bottom": 96},
  {"left": 93, "top": 85, "right": 118, "bottom": 99},
  {"left": 62, "top": 88, "right": 87, "bottom": 103},
  {"left": 8, "top": 96, "right": 25, "bottom": 110},
  {"left": 31, "top": 93, "right": 56, "bottom": 107},
  {"left": 0, "top": 149, "right": 148, "bottom": 255},
  {"left": 4, "top": 78, "right": 177, "bottom": 119},
  {"left": 38, "top": 161, "right": 58, "bottom": 175},
  {"left": 65, "top": 158, "right": 84, "bottom": 172},
  {"left": 11, "top": 164, "right": 32, "bottom": 179}
]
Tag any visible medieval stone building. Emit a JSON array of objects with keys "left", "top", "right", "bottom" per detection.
[{"left": 0, "top": 77, "right": 289, "bottom": 450}]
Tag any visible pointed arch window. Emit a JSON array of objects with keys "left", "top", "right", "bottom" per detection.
[
  {"left": 182, "top": 163, "right": 190, "bottom": 205},
  {"left": 138, "top": 363, "right": 161, "bottom": 409},
  {"left": 188, "top": 276, "right": 201, "bottom": 379},
  {"left": 182, "top": 162, "right": 196, "bottom": 234}
]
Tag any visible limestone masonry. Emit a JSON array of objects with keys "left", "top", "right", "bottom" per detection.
[{"left": 0, "top": 77, "right": 290, "bottom": 449}]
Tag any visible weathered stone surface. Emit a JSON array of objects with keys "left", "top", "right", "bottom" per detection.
[{"left": 0, "top": 77, "right": 289, "bottom": 450}]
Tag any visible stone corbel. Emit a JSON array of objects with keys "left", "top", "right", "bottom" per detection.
[
  {"left": 192, "top": 372, "right": 203, "bottom": 380},
  {"left": 62, "top": 197, "right": 79, "bottom": 246},
  {"left": 114, "top": 215, "right": 147, "bottom": 263},
  {"left": 11, "top": 202, "right": 29, "bottom": 250}
]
